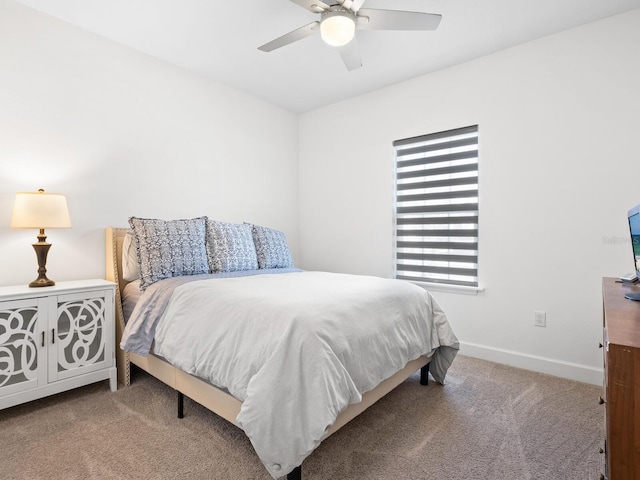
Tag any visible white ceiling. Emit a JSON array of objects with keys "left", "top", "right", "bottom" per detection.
[{"left": 15, "top": 0, "right": 640, "bottom": 113}]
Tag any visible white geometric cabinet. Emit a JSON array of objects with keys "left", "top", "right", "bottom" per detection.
[{"left": 0, "top": 280, "right": 116, "bottom": 410}]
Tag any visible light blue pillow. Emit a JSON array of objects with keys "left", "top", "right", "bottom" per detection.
[
  {"left": 128, "top": 216, "right": 209, "bottom": 290},
  {"left": 251, "top": 224, "right": 294, "bottom": 269},
  {"left": 206, "top": 220, "right": 258, "bottom": 272}
]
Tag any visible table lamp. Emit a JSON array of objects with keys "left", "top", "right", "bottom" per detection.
[{"left": 11, "top": 189, "right": 72, "bottom": 287}]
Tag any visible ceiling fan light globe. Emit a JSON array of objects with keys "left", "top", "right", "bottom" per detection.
[{"left": 320, "top": 13, "right": 356, "bottom": 47}]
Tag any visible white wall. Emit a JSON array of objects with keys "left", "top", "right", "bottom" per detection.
[
  {"left": 0, "top": 1, "right": 298, "bottom": 287},
  {"left": 299, "top": 9, "right": 640, "bottom": 384}
]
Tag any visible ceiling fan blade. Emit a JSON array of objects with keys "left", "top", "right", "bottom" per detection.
[
  {"left": 258, "top": 21, "right": 320, "bottom": 52},
  {"left": 338, "top": 36, "right": 362, "bottom": 71},
  {"left": 288, "top": 0, "right": 330, "bottom": 13},
  {"left": 357, "top": 9, "right": 441, "bottom": 31}
]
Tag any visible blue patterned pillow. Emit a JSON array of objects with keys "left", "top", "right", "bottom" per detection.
[
  {"left": 128, "top": 216, "right": 209, "bottom": 290},
  {"left": 251, "top": 224, "right": 294, "bottom": 269},
  {"left": 206, "top": 220, "right": 258, "bottom": 272}
]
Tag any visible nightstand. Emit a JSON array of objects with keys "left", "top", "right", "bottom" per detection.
[{"left": 0, "top": 279, "right": 117, "bottom": 410}]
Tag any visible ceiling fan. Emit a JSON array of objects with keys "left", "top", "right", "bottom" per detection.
[{"left": 258, "top": 0, "right": 442, "bottom": 71}]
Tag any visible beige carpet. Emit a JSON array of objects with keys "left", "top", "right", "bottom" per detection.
[{"left": 0, "top": 355, "right": 605, "bottom": 479}]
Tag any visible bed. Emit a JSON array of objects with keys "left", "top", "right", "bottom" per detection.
[{"left": 105, "top": 223, "right": 458, "bottom": 479}]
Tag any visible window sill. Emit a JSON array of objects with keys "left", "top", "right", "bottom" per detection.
[{"left": 409, "top": 281, "right": 484, "bottom": 296}]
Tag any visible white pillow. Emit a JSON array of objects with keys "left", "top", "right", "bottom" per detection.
[{"left": 122, "top": 232, "right": 140, "bottom": 282}]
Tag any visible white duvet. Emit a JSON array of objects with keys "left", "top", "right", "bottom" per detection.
[{"left": 138, "top": 271, "right": 458, "bottom": 478}]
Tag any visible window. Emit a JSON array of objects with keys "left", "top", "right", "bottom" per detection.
[{"left": 393, "top": 125, "right": 479, "bottom": 288}]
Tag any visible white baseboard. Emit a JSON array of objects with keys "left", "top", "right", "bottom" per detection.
[{"left": 459, "top": 341, "right": 604, "bottom": 386}]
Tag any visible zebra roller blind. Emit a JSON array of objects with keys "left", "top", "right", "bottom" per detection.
[{"left": 394, "top": 125, "right": 479, "bottom": 287}]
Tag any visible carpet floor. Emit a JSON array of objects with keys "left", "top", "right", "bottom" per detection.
[{"left": 0, "top": 355, "right": 605, "bottom": 479}]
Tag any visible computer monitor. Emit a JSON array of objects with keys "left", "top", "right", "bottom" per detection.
[{"left": 625, "top": 204, "right": 640, "bottom": 301}]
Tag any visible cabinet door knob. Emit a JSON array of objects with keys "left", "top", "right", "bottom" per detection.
[
  {"left": 598, "top": 342, "right": 603, "bottom": 348},
  {"left": 598, "top": 396, "right": 605, "bottom": 405},
  {"left": 599, "top": 447, "right": 604, "bottom": 454}
]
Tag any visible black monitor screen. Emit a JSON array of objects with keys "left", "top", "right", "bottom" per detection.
[
  {"left": 629, "top": 209, "right": 640, "bottom": 274},
  {"left": 625, "top": 206, "right": 640, "bottom": 301}
]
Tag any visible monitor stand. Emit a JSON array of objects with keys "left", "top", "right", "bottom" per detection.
[{"left": 624, "top": 291, "right": 640, "bottom": 301}]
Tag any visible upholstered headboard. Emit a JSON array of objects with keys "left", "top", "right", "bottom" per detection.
[{"left": 105, "top": 227, "right": 132, "bottom": 386}]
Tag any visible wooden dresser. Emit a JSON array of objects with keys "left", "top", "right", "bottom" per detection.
[{"left": 602, "top": 277, "right": 640, "bottom": 480}]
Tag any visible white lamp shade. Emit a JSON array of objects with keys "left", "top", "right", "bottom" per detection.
[
  {"left": 11, "top": 191, "right": 72, "bottom": 229},
  {"left": 320, "top": 13, "right": 356, "bottom": 47}
]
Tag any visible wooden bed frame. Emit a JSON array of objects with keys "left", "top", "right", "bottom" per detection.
[{"left": 105, "top": 226, "right": 432, "bottom": 479}]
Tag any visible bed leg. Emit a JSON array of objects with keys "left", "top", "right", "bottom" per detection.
[
  {"left": 420, "top": 363, "right": 430, "bottom": 386},
  {"left": 178, "top": 391, "right": 184, "bottom": 419},
  {"left": 287, "top": 466, "right": 301, "bottom": 480}
]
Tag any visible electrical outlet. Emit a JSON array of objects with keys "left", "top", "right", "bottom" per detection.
[{"left": 534, "top": 311, "right": 546, "bottom": 327}]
